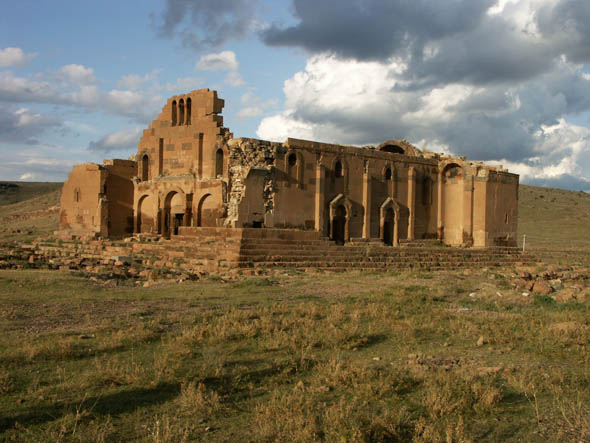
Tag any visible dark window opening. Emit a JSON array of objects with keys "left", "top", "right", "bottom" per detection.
[
  {"left": 252, "top": 220, "right": 263, "bottom": 228},
  {"left": 385, "top": 168, "right": 392, "bottom": 181},
  {"left": 178, "top": 99, "right": 185, "bottom": 126},
  {"left": 335, "top": 161, "right": 343, "bottom": 178},
  {"left": 141, "top": 154, "right": 149, "bottom": 181},
  {"left": 171, "top": 100, "right": 177, "bottom": 126},
  {"left": 288, "top": 153, "right": 297, "bottom": 167},
  {"left": 215, "top": 148, "right": 224, "bottom": 177},
  {"left": 381, "top": 144, "right": 405, "bottom": 154},
  {"left": 186, "top": 98, "right": 191, "bottom": 125},
  {"left": 74, "top": 188, "right": 81, "bottom": 202}
]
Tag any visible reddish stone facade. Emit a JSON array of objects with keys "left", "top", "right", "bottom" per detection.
[{"left": 60, "top": 88, "right": 519, "bottom": 247}]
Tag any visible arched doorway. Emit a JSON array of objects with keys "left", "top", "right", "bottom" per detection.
[
  {"left": 332, "top": 205, "right": 347, "bottom": 245},
  {"left": 197, "top": 193, "right": 218, "bottom": 227},
  {"left": 383, "top": 207, "right": 395, "bottom": 246},
  {"left": 137, "top": 194, "right": 154, "bottom": 233},
  {"left": 163, "top": 191, "right": 185, "bottom": 237}
]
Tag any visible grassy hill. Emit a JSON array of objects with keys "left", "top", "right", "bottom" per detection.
[
  {"left": 1, "top": 181, "right": 589, "bottom": 250},
  {"left": 0, "top": 182, "right": 62, "bottom": 243},
  {"left": 518, "top": 185, "right": 590, "bottom": 250}
]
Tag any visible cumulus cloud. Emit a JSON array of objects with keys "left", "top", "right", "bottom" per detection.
[
  {"left": 58, "top": 64, "right": 96, "bottom": 85},
  {"left": 88, "top": 127, "right": 142, "bottom": 153},
  {"left": 117, "top": 73, "right": 151, "bottom": 90},
  {"left": 196, "top": 51, "right": 239, "bottom": 71},
  {"left": 257, "top": 53, "right": 590, "bottom": 189},
  {"left": 154, "top": 0, "right": 259, "bottom": 52},
  {"left": 261, "top": 0, "right": 590, "bottom": 88},
  {"left": 237, "top": 106, "right": 262, "bottom": 118},
  {"left": 225, "top": 71, "right": 244, "bottom": 87},
  {"left": 164, "top": 76, "right": 203, "bottom": 92},
  {"left": 0, "top": 71, "right": 163, "bottom": 123},
  {"left": 0, "top": 47, "right": 37, "bottom": 67},
  {"left": 0, "top": 107, "right": 63, "bottom": 145}
]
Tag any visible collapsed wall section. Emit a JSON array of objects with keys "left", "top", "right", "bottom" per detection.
[{"left": 226, "top": 138, "right": 284, "bottom": 227}]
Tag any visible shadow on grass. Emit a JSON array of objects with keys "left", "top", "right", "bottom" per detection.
[{"left": 0, "top": 382, "right": 179, "bottom": 432}]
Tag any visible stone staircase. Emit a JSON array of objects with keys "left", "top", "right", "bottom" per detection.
[{"left": 29, "top": 227, "right": 535, "bottom": 275}]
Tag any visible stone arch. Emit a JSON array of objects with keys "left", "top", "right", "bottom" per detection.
[
  {"left": 197, "top": 193, "right": 217, "bottom": 227},
  {"left": 285, "top": 149, "right": 304, "bottom": 188},
  {"left": 330, "top": 156, "right": 349, "bottom": 191},
  {"left": 136, "top": 194, "right": 155, "bottom": 233},
  {"left": 377, "top": 140, "right": 422, "bottom": 157},
  {"left": 171, "top": 100, "right": 177, "bottom": 126},
  {"left": 186, "top": 97, "right": 191, "bottom": 125},
  {"left": 329, "top": 194, "right": 352, "bottom": 244},
  {"left": 141, "top": 154, "right": 149, "bottom": 181},
  {"left": 162, "top": 189, "right": 186, "bottom": 237},
  {"left": 178, "top": 99, "right": 185, "bottom": 126},
  {"left": 380, "top": 197, "right": 401, "bottom": 246}
]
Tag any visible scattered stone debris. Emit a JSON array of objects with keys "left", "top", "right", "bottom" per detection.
[{"left": 512, "top": 265, "right": 589, "bottom": 302}]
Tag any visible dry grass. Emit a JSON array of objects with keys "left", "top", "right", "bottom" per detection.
[{"left": 0, "top": 268, "right": 588, "bottom": 441}]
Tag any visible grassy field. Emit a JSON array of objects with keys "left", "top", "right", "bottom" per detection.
[
  {"left": 0, "top": 182, "right": 589, "bottom": 441},
  {"left": 0, "top": 268, "right": 588, "bottom": 442}
]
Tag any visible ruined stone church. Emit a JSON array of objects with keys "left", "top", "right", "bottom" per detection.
[{"left": 59, "top": 88, "right": 518, "bottom": 248}]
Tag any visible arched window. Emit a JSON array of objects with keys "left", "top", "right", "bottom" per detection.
[
  {"left": 141, "top": 154, "right": 149, "bottom": 181},
  {"left": 186, "top": 98, "right": 191, "bottom": 125},
  {"left": 385, "top": 167, "right": 392, "bottom": 181},
  {"left": 288, "top": 153, "right": 297, "bottom": 167},
  {"left": 171, "top": 100, "right": 177, "bottom": 126},
  {"left": 334, "top": 160, "right": 343, "bottom": 178},
  {"left": 74, "top": 187, "right": 81, "bottom": 203},
  {"left": 178, "top": 99, "right": 185, "bottom": 126},
  {"left": 215, "top": 148, "right": 224, "bottom": 177}
]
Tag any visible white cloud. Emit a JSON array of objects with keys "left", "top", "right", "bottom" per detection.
[
  {"left": 117, "top": 73, "right": 151, "bottom": 90},
  {"left": 58, "top": 64, "right": 96, "bottom": 85},
  {"left": 88, "top": 127, "right": 142, "bottom": 153},
  {"left": 237, "top": 107, "right": 262, "bottom": 118},
  {"left": 0, "top": 47, "right": 37, "bottom": 67},
  {"left": 0, "top": 107, "right": 63, "bottom": 145},
  {"left": 225, "top": 71, "right": 244, "bottom": 87},
  {"left": 196, "top": 50, "right": 239, "bottom": 71},
  {"left": 257, "top": 52, "right": 590, "bottom": 189},
  {"left": 19, "top": 172, "right": 35, "bottom": 180},
  {"left": 165, "top": 76, "right": 203, "bottom": 92}
]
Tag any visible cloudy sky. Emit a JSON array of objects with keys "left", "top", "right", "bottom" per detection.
[{"left": 1, "top": 0, "right": 590, "bottom": 190}]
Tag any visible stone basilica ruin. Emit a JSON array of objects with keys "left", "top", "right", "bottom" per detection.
[{"left": 59, "top": 88, "right": 518, "bottom": 252}]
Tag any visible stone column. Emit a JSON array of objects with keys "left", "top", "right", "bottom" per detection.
[
  {"left": 314, "top": 155, "right": 325, "bottom": 233},
  {"left": 393, "top": 211, "right": 399, "bottom": 247},
  {"left": 463, "top": 174, "right": 474, "bottom": 245},
  {"left": 407, "top": 166, "right": 415, "bottom": 240},
  {"left": 362, "top": 161, "right": 371, "bottom": 239},
  {"left": 391, "top": 166, "right": 397, "bottom": 199},
  {"left": 437, "top": 172, "right": 443, "bottom": 240}
]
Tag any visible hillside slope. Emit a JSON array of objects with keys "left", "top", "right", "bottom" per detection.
[
  {"left": 0, "top": 181, "right": 589, "bottom": 250},
  {"left": 518, "top": 185, "right": 590, "bottom": 250},
  {"left": 0, "top": 182, "right": 62, "bottom": 243}
]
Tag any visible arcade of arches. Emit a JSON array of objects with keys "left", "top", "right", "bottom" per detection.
[{"left": 59, "top": 88, "right": 519, "bottom": 248}]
